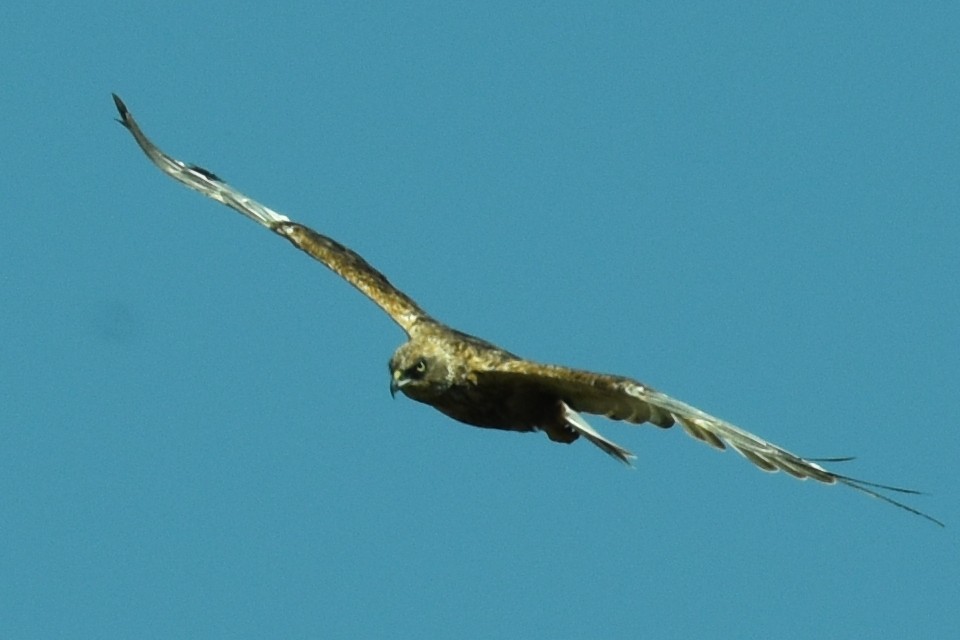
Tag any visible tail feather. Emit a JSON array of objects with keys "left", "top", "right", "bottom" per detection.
[{"left": 561, "top": 402, "right": 636, "bottom": 465}]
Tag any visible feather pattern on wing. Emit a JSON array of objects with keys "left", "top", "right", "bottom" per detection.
[
  {"left": 482, "top": 360, "right": 943, "bottom": 526},
  {"left": 112, "top": 94, "right": 432, "bottom": 335}
]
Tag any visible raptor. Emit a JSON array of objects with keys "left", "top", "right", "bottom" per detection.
[{"left": 112, "top": 94, "right": 941, "bottom": 526}]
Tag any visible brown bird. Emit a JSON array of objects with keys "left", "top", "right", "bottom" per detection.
[{"left": 112, "top": 94, "right": 942, "bottom": 526}]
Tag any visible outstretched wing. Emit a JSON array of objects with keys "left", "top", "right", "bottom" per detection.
[
  {"left": 112, "top": 94, "right": 432, "bottom": 335},
  {"left": 481, "top": 360, "right": 943, "bottom": 526}
]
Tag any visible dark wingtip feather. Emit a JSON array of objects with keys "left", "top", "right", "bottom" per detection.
[
  {"left": 833, "top": 474, "right": 944, "bottom": 527},
  {"left": 112, "top": 93, "right": 131, "bottom": 128},
  {"left": 808, "top": 456, "right": 857, "bottom": 463}
]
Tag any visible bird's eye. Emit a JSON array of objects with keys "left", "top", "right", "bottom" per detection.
[{"left": 407, "top": 358, "right": 428, "bottom": 379}]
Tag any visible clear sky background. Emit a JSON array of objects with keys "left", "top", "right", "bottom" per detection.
[{"left": 2, "top": 2, "right": 958, "bottom": 638}]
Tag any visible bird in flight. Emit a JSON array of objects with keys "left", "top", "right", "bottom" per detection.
[{"left": 112, "top": 94, "right": 941, "bottom": 526}]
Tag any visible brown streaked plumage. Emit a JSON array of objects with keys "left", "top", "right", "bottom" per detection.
[{"left": 112, "top": 94, "right": 942, "bottom": 526}]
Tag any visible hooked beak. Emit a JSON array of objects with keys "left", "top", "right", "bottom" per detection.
[{"left": 390, "top": 369, "right": 407, "bottom": 398}]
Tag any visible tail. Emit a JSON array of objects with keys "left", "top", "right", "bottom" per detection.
[{"left": 561, "top": 402, "right": 636, "bottom": 465}]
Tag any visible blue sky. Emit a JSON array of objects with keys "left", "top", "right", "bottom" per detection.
[{"left": 2, "top": 2, "right": 958, "bottom": 638}]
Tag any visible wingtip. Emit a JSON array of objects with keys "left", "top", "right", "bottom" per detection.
[{"left": 112, "top": 93, "right": 131, "bottom": 127}]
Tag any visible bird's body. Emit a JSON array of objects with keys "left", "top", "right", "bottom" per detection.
[{"left": 112, "top": 94, "right": 941, "bottom": 526}]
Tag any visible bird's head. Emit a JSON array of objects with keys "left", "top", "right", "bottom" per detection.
[{"left": 388, "top": 340, "right": 454, "bottom": 402}]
